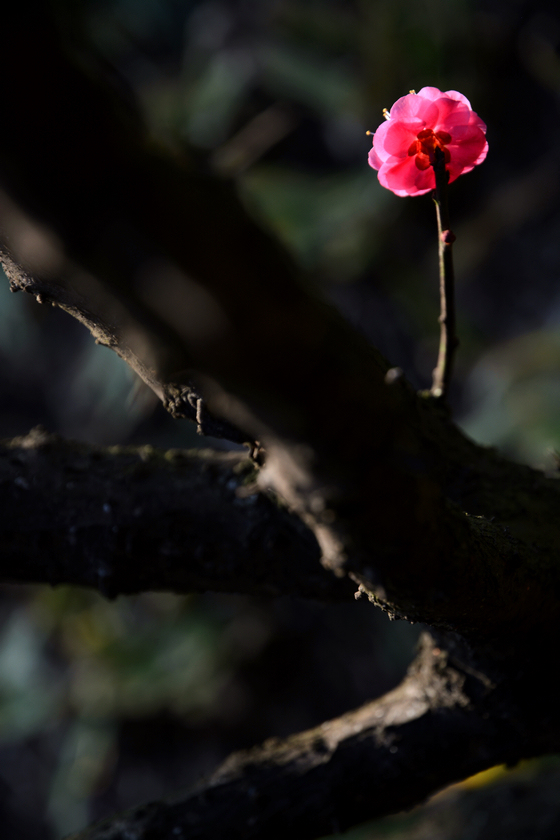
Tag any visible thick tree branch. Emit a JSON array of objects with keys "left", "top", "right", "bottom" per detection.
[
  {"left": 1, "top": 7, "right": 560, "bottom": 649},
  {"left": 67, "top": 632, "right": 560, "bottom": 840},
  {"left": 0, "top": 427, "right": 354, "bottom": 602}
]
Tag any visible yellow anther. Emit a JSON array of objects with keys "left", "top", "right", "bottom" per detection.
[
  {"left": 382, "top": 108, "right": 390, "bottom": 120},
  {"left": 409, "top": 89, "right": 416, "bottom": 94}
]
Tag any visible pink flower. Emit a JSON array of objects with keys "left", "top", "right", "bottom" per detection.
[{"left": 368, "top": 87, "right": 488, "bottom": 197}]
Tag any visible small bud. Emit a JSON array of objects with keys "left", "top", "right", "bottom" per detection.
[{"left": 385, "top": 366, "right": 403, "bottom": 384}]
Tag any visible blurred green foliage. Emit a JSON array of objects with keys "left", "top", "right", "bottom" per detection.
[{"left": 0, "top": 587, "right": 274, "bottom": 834}]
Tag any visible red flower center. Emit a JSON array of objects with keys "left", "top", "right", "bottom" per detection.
[{"left": 408, "top": 129, "right": 452, "bottom": 171}]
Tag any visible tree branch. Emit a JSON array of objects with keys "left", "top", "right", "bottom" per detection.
[
  {"left": 0, "top": 240, "right": 249, "bottom": 446},
  {"left": 0, "top": 427, "right": 354, "bottom": 602},
  {"left": 2, "top": 9, "right": 560, "bottom": 838},
  {"left": 1, "top": 8, "right": 560, "bottom": 648},
  {"left": 66, "top": 632, "right": 560, "bottom": 839}
]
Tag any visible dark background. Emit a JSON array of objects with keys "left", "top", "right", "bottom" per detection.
[{"left": 1, "top": 0, "right": 560, "bottom": 837}]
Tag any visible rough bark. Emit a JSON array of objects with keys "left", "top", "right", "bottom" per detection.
[
  {"left": 66, "top": 632, "right": 560, "bottom": 840},
  {"left": 0, "top": 426, "right": 353, "bottom": 602},
  {"left": 1, "top": 4, "right": 560, "bottom": 839}
]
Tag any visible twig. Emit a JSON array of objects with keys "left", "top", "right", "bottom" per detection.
[{"left": 430, "top": 147, "right": 458, "bottom": 399}]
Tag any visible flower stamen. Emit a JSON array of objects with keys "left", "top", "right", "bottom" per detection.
[{"left": 409, "top": 128, "right": 451, "bottom": 170}]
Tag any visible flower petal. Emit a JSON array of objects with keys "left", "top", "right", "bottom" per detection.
[
  {"left": 389, "top": 93, "right": 439, "bottom": 128},
  {"left": 383, "top": 121, "right": 418, "bottom": 157},
  {"left": 368, "top": 145, "right": 383, "bottom": 171},
  {"left": 443, "top": 89, "right": 472, "bottom": 109},
  {"left": 434, "top": 97, "right": 471, "bottom": 131},
  {"left": 369, "top": 120, "right": 395, "bottom": 164},
  {"left": 378, "top": 157, "right": 435, "bottom": 196},
  {"left": 416, "top": 86, "right": 445, "bottom": 101},
  {"left": 468, "top": 110, "right": 487, "bottom": 134},
  {"left": 447, "top": 130, "right": 488, "bottom": 181}
]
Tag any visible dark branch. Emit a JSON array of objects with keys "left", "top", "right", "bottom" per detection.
[
  {"left": 1, "top": 10, "right": 560, "bottom": 647},
  {"left": 0, "top": 241, "right": 250, "bottom": 446},
  {"left": 66, "top": 632, "right": 560, "bottom": 840},
  {"left": 1, "top": 8, "right": 560, "bottom": 839},
  {"left": 0, "top": 427, "right": 354, "bottom": 602}
]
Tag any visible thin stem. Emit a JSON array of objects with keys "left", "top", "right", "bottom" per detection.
[{"left": 430, "top": 147, "right": 458, "bottom": 400}]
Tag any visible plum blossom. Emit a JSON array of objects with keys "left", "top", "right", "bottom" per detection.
[{"left": 368, "top": 87, "right": 488, "bottom": 197}]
